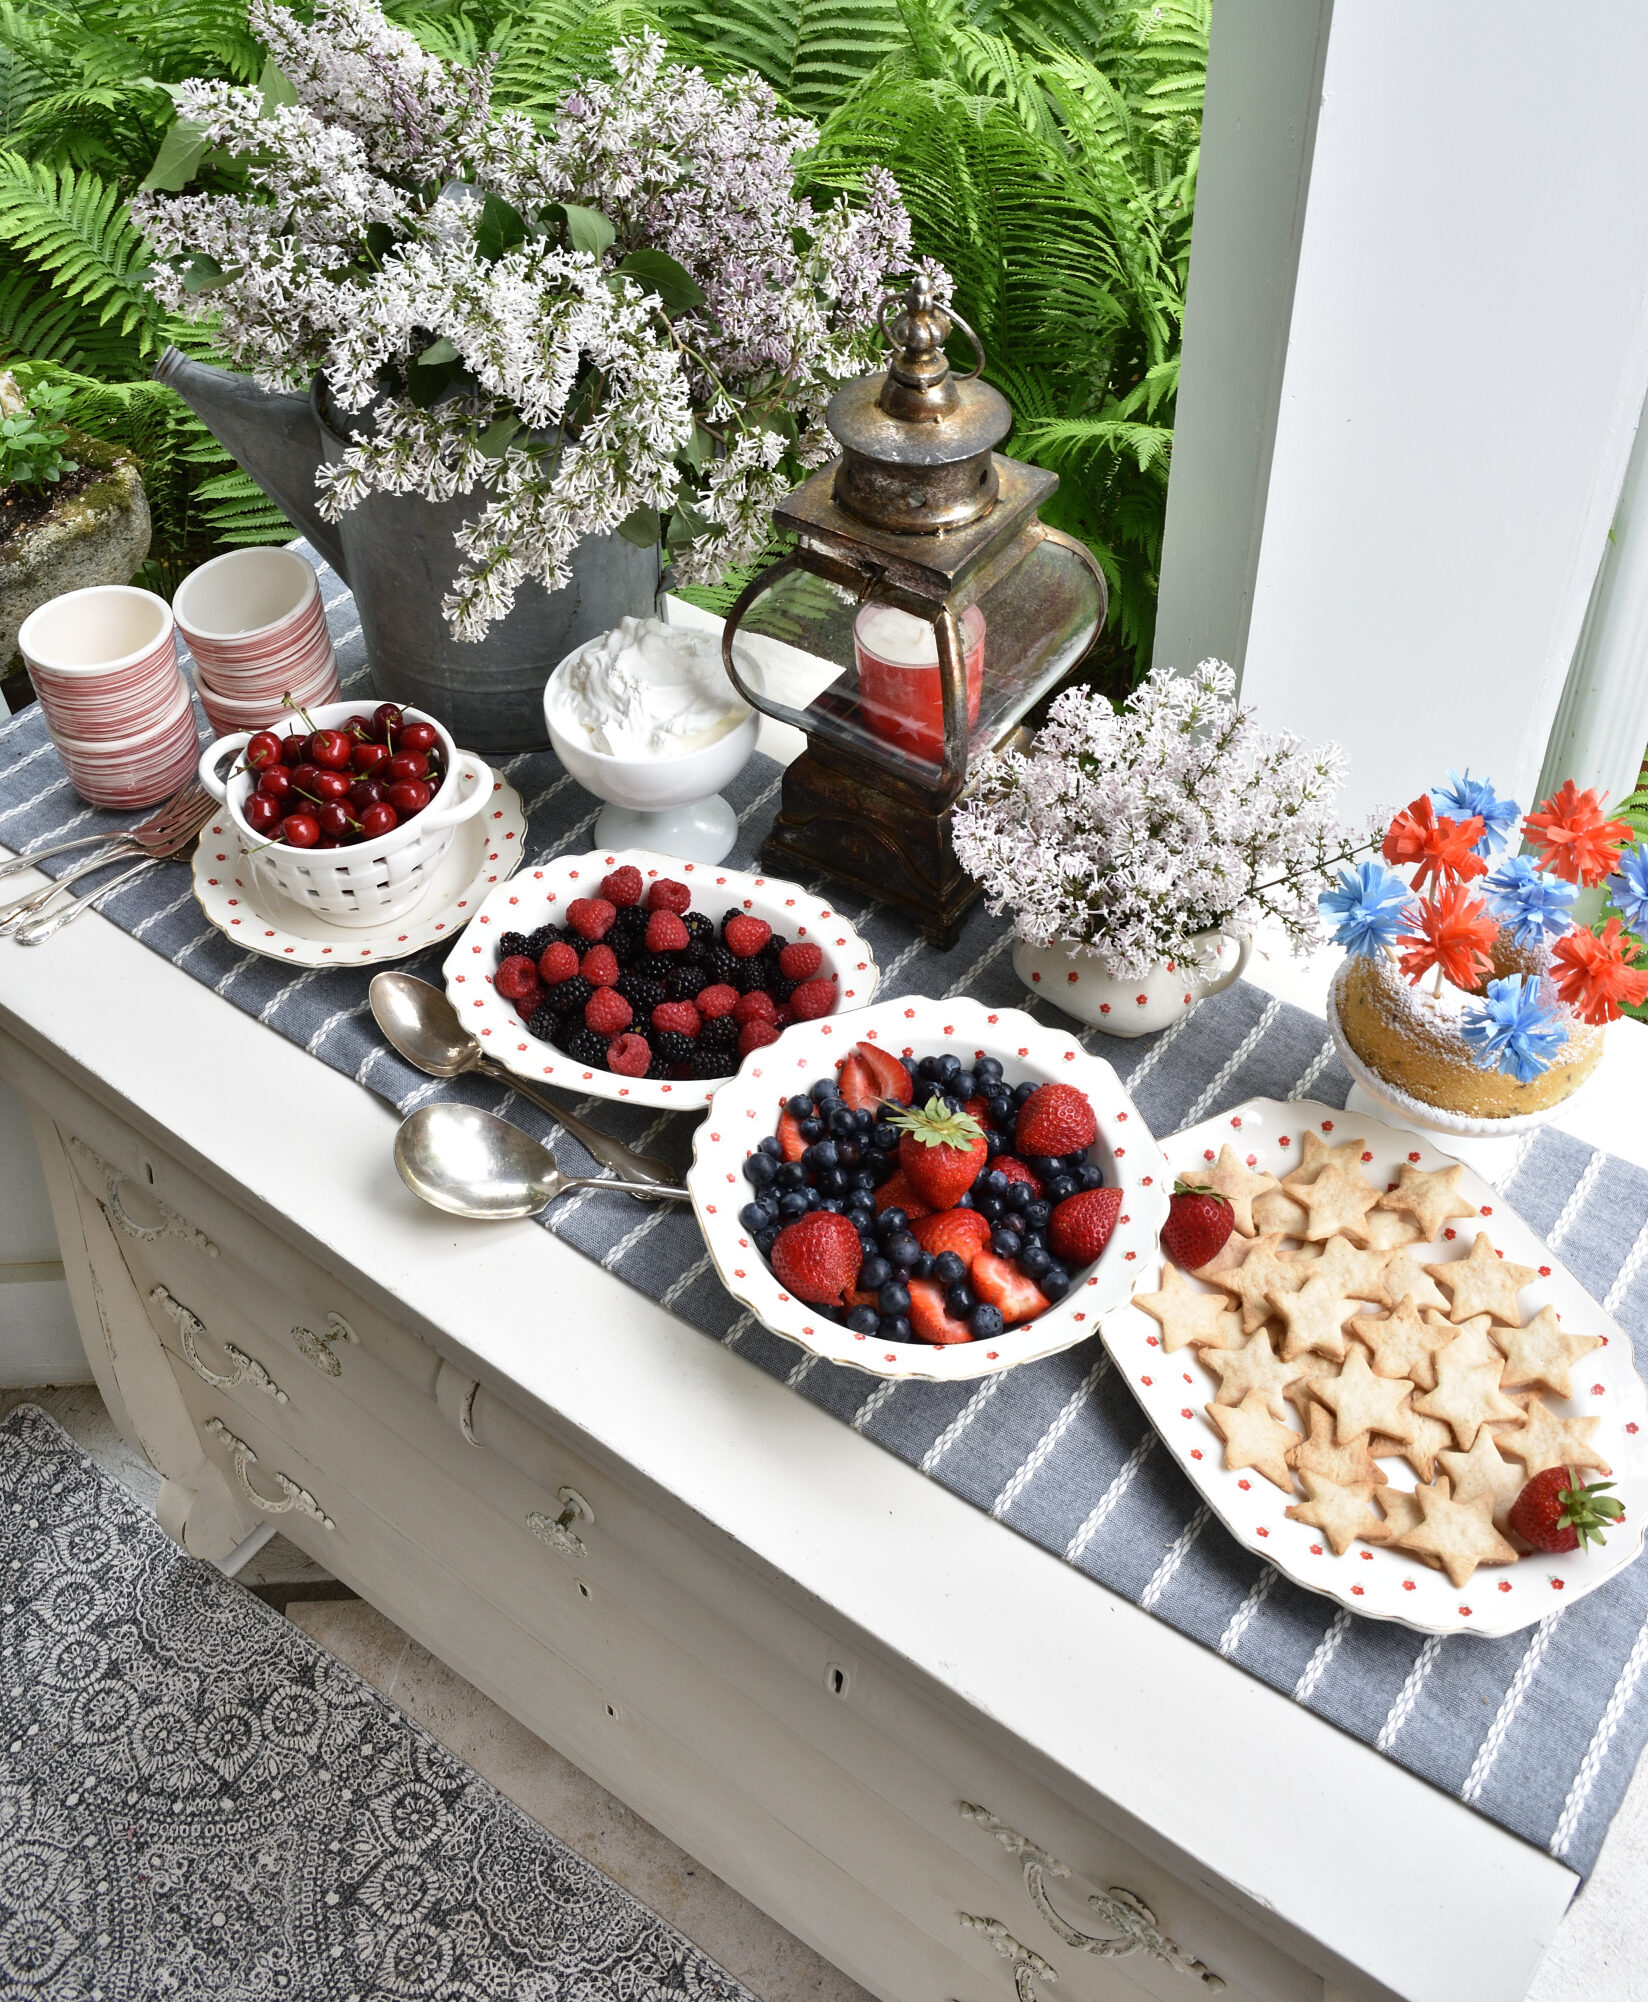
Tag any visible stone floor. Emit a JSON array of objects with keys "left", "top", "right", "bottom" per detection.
[{"left": 7, "top": 1380, "right": 1647, "bottom": 2002}]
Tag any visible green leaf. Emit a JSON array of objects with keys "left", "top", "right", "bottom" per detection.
[
  {"left": 141, "top": 116, "right": 210, "bottom": 192},
  {"left": 364, "top": 221, "right": 397, "bottom": 266},
  {"left": 616, "top": 504, "right": 661, "bottom": 547},
  {"left": 180, "top": 252, "right": 230, "bottom": 295},
  {"left": 475, "top": 190, "right": 528, "bottom": 263},
  {"left": 477, "top": 413, "right": 520, "bottom": 457},
  {"left": 561, "top": 202, "right": 614, "bottom": 259},
  {"left": 666, "top": 501, "right": 711, "bottom": 552},
  {"left": 258, "top": 59, "right": 297, "bottom": 113},
  {"left": 415, "top": 335, "right": 461, "bottom": 367},
  {"left": 678, "top": 421, "right": 716, "bottom": 471},
  {"left": 613, "top": 248, "right": 706, "bottom": 318}
]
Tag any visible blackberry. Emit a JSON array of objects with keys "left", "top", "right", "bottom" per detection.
[
  {"left": 496, "top": 930, "right": 528, "bottom": 960},
  {"left": 549, "top": 973, "right": 592, "bottom": 1018},
  {"left": 683, "top": 910, "right": 715, "bottom": 944},
  {"left": 639, "top": 953, "right": 678, "bottom": 982},
  {"left": 646, "top": 1055, "right": 673, "bottom": 1080},
  {"left": 653, "top": 1029, "right": 695, "bottom": 1068},
  {"left": 771, "top": 974, "right": 800, "bottom": 1004},
  {"left": 665, "top": 960, "right": 702, "bottom": 1001},
  {"left": 688, "top": 1047, "right": 729, "bottom": 1078},
  {"left": 526, "top": 1003, "right": 562, "bottom": 1042},
  {"left": 764, "top": 932, "right": 789, "bottom": 959},
  {"left": 736, "top": 958, "right": 772, "bottom": 995},
  {"left": 618, "top": 973, "right": 666, "bottom": 1014},
  {"left": 700, "top": 1016, "right": 739, "bottom": 1058},
  {"left": 524, "top": 925, "right": 558, "bottom": 958},
  {"left": 563, "top": 1027, "right": 609, "bottom": 1068},
  {"left": 706, "top": 944, "right": 740, "bottom": 985},
  {"left": 681, "top": 938, "right": 712, "bottom": 968},
  {"left": 610, "top": 906, "right": 648, "bottom": 965}
]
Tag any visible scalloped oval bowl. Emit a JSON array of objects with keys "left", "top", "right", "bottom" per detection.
[
  {"left": 444, "top": 847, "right": 879, "bottom": 1110},
  {"left": 687, "top": 994, "right": 1170, "bottom": 1382}
]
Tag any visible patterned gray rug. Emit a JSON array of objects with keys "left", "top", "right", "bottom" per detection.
[{"left": 0, "top": 1403, "right": 757, "bottom": 2001}]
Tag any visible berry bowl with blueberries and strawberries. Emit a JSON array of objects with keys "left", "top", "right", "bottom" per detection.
[
  {"left": 686, "top": 995, "right": 1168, "bottom": 1381},
  {"left": 445, "top": 848, "right": 880, "bottom": 1110},
  {"left": 200, "top": 699, "right": 494, "bottom": 926}
]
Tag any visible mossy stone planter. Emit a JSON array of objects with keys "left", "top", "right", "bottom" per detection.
[{"left": 1, "top": 435, "right": 152, "bottom": 683}]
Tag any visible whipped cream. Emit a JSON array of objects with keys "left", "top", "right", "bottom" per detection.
[{"left": 547, "top": 616, "right": 751, "bottom": 759}]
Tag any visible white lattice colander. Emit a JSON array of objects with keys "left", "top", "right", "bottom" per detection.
[{"left": 198, "top": 701, "right": 493, "bottom": 928}]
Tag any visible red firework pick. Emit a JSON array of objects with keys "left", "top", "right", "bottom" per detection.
[
  {"left": 1396, "top": 882, "right": 1498, "bottom": 989},
  {"left": 1550, "top": 917, "right": 1648, "bottom": 1025},
  {"left": 1381, "top": 795, "right": 1488, "bottom": 893},
  {"left": 1522, "top": 781, "right": 1634, "bottom": 887}
]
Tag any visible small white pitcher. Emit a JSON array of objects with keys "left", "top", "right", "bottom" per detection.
[{"left": 1013, "top": 929, "right": 1251, "bottom": 1037}]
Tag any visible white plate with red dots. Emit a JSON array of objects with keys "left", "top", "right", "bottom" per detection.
[
  {"left": 1101, "top": 1097, "right": 1648, "bottom": 1639},
  {"left": 686, "top": 994, "right": 1171, "bottom": 1382},
  {"left": 190, "top": 775, "right": 526, "bottom": 966},
  {"left": 443, "top": 847, "right": 880, "bottom": 1111}
]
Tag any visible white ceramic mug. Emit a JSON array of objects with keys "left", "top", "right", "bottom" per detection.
[
  {"left": 1014, "top": 928, "right": 1252, "bottom": 1036},
  {"left": 173, "top": 546, "right": 338, "bottom": 713}
]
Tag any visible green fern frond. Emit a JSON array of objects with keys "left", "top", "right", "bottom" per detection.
[
  {"left": 491, "top": 0, "right": 664, "bottom": 114},
  {"left": 683, "top": 0, "right": 905, "bottom": 114},
  {"left": 0, "top": 151, "right": 158, "bottom": 341}
]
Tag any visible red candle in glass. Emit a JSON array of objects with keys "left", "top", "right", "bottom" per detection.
[{"left": 853, "top": 602, "right": 986, "bottom": 766}]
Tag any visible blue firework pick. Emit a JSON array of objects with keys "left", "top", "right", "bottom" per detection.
[
  {"left": 1319, "top": 860, "right": 1414, "bottom": 958},
  {"left": 1431, "top": 770, "right": 1521, "bottom": 856},
  {"left": 1482, "top": 854, "right": 1577, "bottom": 947},
  {"left": 1459, "top": 974, "right": 1569, "bottom": 1083},
  {"left": 1606, "top": 841, "right": 1648, "bottom": 937}
]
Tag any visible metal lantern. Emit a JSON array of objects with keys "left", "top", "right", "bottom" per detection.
[{"left": 720, "top": 275, "right": 1107, "bottom": 946}]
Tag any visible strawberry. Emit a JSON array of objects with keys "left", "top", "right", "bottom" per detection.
[
  {"left": 1161, "top": 1179, "right": 1234, "bottom": 1271},
  {"left": 538, "top": 940, "right": 579, "bottom": 984},
  {"left": 606, "top": 1032, "right": 650, "bottom": 1076},
  {"left": 771, "top": 1211, "right": 862, "bottom": 1306},
  {"left": 601, "top": 864, "right": 644, "bottom": 906},
  {"left": 738, "top": 1019, "right": 779, "bottom": 1055},
  {"left": 724, "top": 913, "right": 773, "bottom": 958},
  {"left": 892, "top": 1098, "right": 989, "bottom": 1210},
  {"left": 1048, "top": 1187, "right": 1122, "bottom": 1266},
  {"left": 837, "top": 1052, "right": 880, "bottom": 1111},
  {"left": 566, "top": 896, "right": 617, "bottom": 941},
  {"left": 580, "top": 944, "right": 619, "bottom": 987},
  {"left": 779, "top": 941, "right": 823, "bottom": 980},
  {"left": 584, "top": 987, "right": 632, "bottom": 1037},
  {"left": 873, "top": 1170, "right": 932, "bottom": 1219},
  {"left": 645, "top": 878, "right": 690, "bottom": 913},
  {"left": 651, "top": 1000, "right": 701, "bottom": 1038},
  {"left": 971, "top": 1252, "right": 1050, "bottom": 1326},
  {"left": 645, "top": 908, "right": 689, "bottom": 953},
  {"left": 1508, "top": 1467, "right": 1624, "bottom": 1553},
  {"left": 789, "top": 977, "right": 837, "bottom": 1021},
  {"left": 854, "top": 1041, "right": 912, "bottom": 1105},
  {"left": 911, "top": 1208, "right": 992, "bottom": 1261},
  {"left": 495, "top": 954, "right": 540, "bottom": 1002},
  {"left": 696, "top": 983, "right": 739, "bottom": 1019},
  {"left": 776, "top": 1109, "right": 808, "bottom": 1161},
  {"left": 994, "top": 1156, "right": 1043, "bottom": 1196},
  {"left": 1015, "top": 1082, "right": 1097, "bottom": 1158},
  {"left": 907, "top": 1278, "right": 975, "bottom": 1345}
]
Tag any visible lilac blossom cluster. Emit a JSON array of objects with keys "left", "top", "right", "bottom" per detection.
[
  {"left": 133, "top": 0, "right": 921, "bottom": 640},
  {"left": 952, "top": 662, "right": 1369, "bottom": 981}
]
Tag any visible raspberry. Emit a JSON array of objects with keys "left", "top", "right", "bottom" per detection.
[
  {"left": 606, "top": 1031, "right": 651, "bottom": 1076},
  {"left": 495, "top": 955, "right": 540, "bottom": 1002},
  {"left": 724, "top": 913, "right": 773, "bottom": 958},
  {"left": 549, "top": 973, "right": 592, "bottom": 1018},
  {"left": 778, "top": 940, "right": 823, "bottom": 981},
  {"left": 584, "top": 987, "right": 633, "bottom": 1036},
  {"left": 564, "top": 1027, "right": 608, "bottom": 1068},
  {"left": 646, "top": 909, "right": 690, "bottom": 953},
  {"left": 695, "top": 982, "right": 739, "bottom": 1018},
  {"left": 738, "top": 1019, "right": 780, "bottom": 1056},
  {"left": 774, "top": 1003, "right": 796, "bottom": 1027},
  {"left": 789, "top": 976, "right": 836, "bottom": 1020},
  {"left": 646, "top": 877, "right": 691, "bottom": 913},
  {"left": 566, "top": 896, "right": 616, "bottom": 940},
  {"left": 617, "top": 973, "right": 665, "bottom": 1014},
  {"left": 496, "top": 930, "right": 528, "bottom": 959},
  {"left": 580, "top": 944, "right": 620, "bottom": 988},
  {"left": 601, "top": 865, "right": 644, "bottom": 906},
  {"left": 733, "top": 989, "right": 777, "bottom": 1025},
  {"left": 653, "top": 1029, "right": 695, "bottom": 1068},
  {"left": 652, "top": 1000, "right": 701, "bottom": 1038},
  {"left": 514, "top": 997, "right": 540, "bottom": 1022},
  {"left": 683, "top": 910, "right": 715, "bottom": 943},
  {"left": 538, "top": 940, "right": 580, "bottom": 984}
]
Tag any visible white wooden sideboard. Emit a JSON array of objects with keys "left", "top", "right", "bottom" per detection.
[{"left": 0, "top": 880, "right": 1584, "bottom": 2002}]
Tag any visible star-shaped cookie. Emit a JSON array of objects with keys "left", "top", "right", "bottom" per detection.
[
  {"left": 1375, "top": 1487, "right": 1442, "bottom": 1567},
  {"left": 1373, "top": 1251, "right": 1451, "bottom": 1316},
  {"left": 1288, "top": 1402, "right": 1388, "bottom": 1488},
  {"left": 1412, "top": 1330, "right": 1525, "bottom": 1451},
  {"left": 1297, "top": 1163, "right": 1382, "bottom": 1245},
  {"left": 1425, "top": 1232, "right": 1540, "bottom": 1326},
  {"left": 1270, "top": 1269, "right": 1363, "bottom": 1362},
  {"left": 1437, "top": 1429, "right": 1525, "bottom": 1533},
  {"left": 1286, "top": 1470, "right": 1393, "bottom": 1555},
  {"left": 1201, "top": 1327, "right": 1307, "bottom": 1418},
  {"left": 1370, "top": 1411, "right": 1455, "bottom": 1483},
  {"left": 1359, "top": 1207, "right": 1424, "bottom": 1253},
  {"left": 1312, "top": 1234, "right": 1390, "bottom": 1301},
  {"left": 1199, "top": 1144, "right": 1281, "bottom": 1237},
  {"left": 1493, "top": 1304, "right": 1604, "bottom": 1400},
  {"left": 1283, "top": 1354, "right": 1342, "bottom": 1423},
  {"left": 1349, "top": 1296, "right": 1454, "bottom": 1391},
  {"left": 1251, "top": 1187, "right": 1311, "bottom": 1238},
  {"left": 1497, "top": 1394, "right": 1612, "bottom": 1479},
  {"left": 1133, "top": 1265, "right": 1244, "bottom": 1353},
  {"left": 1281, "top": 1130, "right": 1371, "bottom": 1189},
  {"left": 1314, "top": 1344, "right": 1418, "bottom": 1446},
  {"left": 1388, "top": 1476, "right": 1518, "bottom": 1588},
  {"left": 1205, "top": 1389, "right": 1299, "bottom": 1492},
  {"left": 1376, "top": 1161, "right": 1478, "bottom": 1241},
  {"left": 1209, "top": 1233, "right": 1315, "bottom": 1334}
]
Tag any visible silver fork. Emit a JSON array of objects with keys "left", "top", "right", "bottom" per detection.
[
  {"left": 10, "top": 791, "right": 215, "bottom": 946},
  {"left": 0, "top": 783, "right": 214, "bottom": 885}
]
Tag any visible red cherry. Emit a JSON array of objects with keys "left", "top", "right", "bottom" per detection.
[
  {"left": 280, "top": 733, "right": 309, "bottom": 768},
  {"left": 309, "top": 769, "right": 351, "bottom": 803},
  {"left": 398, "top": 720, "right": 439, "bottom": 755},
  {"left": 309, "top": 729, "right": 353, "bottom": 770},
  {"left": 243, "top": 794, "right": 281, "bottom": 833},
  {"left": 370, "top": 702, "right": 404, "bottom": 743},
  {"left": 348, "top": 777, "right": 384, "bottom": 811},
  {"left": 343, "top": 713, "right": 373, "bottom": 738},
  {"left": 359, "top": 800, "right": 399, "bottom": 837},
  {"left": 315, "top": 834, "right": 343, "bottom": 847},
  {"left": 385, "top": 779, "right": 432, "bottom": 816},
  {"left": 244, "top": 730, "right": 283, "bottom": 772},
  {"left": 256, "top": 767, "right": 293, "bottom": 804},
  {"left": 279, "top": 812, "right": 320, "bottom": 848},
  {"left": 385, "top": 750, "right": 427, "bottom": 785},
  {"left": 316, "top": 801, "right": 354, "bottom": 838},
  {"left": 352, "top": 740, "right": 390, "bottom": 775},
  {"left": 288, "top": 761, "right": 323, "bottom": 796}
]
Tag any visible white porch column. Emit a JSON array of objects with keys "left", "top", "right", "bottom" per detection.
[{"left": 1154, "top": 0, "right": 1648, "bottom": 822}]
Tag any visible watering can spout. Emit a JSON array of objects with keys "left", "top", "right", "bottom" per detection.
[{"left": 152, "top": 348, "right": 349, "bottom": 583}]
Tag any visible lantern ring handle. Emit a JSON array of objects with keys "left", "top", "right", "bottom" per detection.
[{"left": 876, "top": 292, "right": 987, "bottom": 382}]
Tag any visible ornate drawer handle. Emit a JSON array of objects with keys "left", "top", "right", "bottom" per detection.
[
  {"left": 526, "top": 1487, "right": 594, "bottom": 1560},
  {"left": 151, "top": 1286, "right": 287, "bottom": 1404},
  {"left": 205, "top": 1417, "right": 334, "bottom": 1530},
  {"left": 71, "top": 1137, "right": 219, "bottom": 1258},
  {"left": 289, "top": 1311, "right": 357, "bottom": 1377},
  {"left": 961, "top": 1804, "right": 1223, "bottom": 1992},
  {"left": 959, "top": 1916, "right": 1058, "bottom": 2000}
]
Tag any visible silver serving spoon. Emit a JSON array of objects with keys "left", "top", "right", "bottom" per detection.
[
  {"left": 394, "top": 1102, "right": 687, "bottom": 1220},
  {"left": 370, "top": 971, "right": 678, "bottom": 1187}
]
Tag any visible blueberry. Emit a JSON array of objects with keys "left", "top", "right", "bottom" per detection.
[
  {"left": 786, "top": 1092, "right": 812, "bottom": 1118},
  {"left": 739, "top": 1202, "right": 774, "bottom": 1232},
  {"left": 886, "top": 1232, "right": 921, "bottom": 1269},
  {"left": 837, "top": 1139, "right": 861, "bottom": 1169},
  {"left": 743, "top": 1153, "right": 776, "bottom": 1188},
  {"left": 847, "top": 1305, "right": 879, "bottom": 1335},
  {"left": 952, "top": 1070, "right": 976, "bottom": 1101},
  {"left": 1013, "top": 1079, "right": 1038, "bottom": 1106},
  {"left": 932, "top": 1251, "right": 968, "bottom": 1286},
  {"left": 970, "top": 1303, "right": 1005, "bottom": 1339},
  {"left": 916, "top": 1055, "right": 942, "bottom": 1080},
  {"left": 1020, "top": 1229, "right": 1046, "bottom": 1254},
  {"left": 1041, "top": 1264, "right": 1071, "bottom": 1301},
  {"left": 977, "top": 1194, "right": 1005, "bottom": 1222},
  {"left": 879, "top": 1314, "right": 913, "bottom": 1342},
  {"left": 825, "top": 1105, "right": 853, "bottom": 1138},
  {"left": 985, "top": 1168, "right": 1008, "bottom": 1196},
  {"left": 984, "top": 1131, "right": 1007, "bottom": 1157},
  {"left": 992, "top": 1230, "right": 1022, "bottom": 1260},
  {"left": 870, "top": 1122, "right": 900, "bottom": 1152},
  {"left": 1024, "top": 1199, "right": 1051, "bottom": 1230},
  {"left": 860, "top": 1253, "right": 892, "bottom": 1290},
  {"left": 849, "top": 1165, "right": 877, "bottom": 1192},
  {"left": 775, "top": 1160, "right": 806, "bottom": 1190},
  {"left": 1078, "top": 1161, "right": 1105, "bottom": 1191},
  {"left": 819, "top": 1197, "right": 844, "bottom": 1212},
  {"left": 955, "top": 1190, "right": 975, "bottom": 1208},
  {"left": 1046, "top": 1174, "right": 1077, "bottom": 1202},
  {"left": 804, "top": 1138, "right": 839, "bottom": 1171},
  {"left": 818, "top": 1167, "right": 848, "bottom": 1195},
  {"left": 1005, "top": 1182, "right": 1031, "bottom": 1213},
  {"left": 755, "top": 1229, "right": 777, "bottom": 1256},
  {"left": 878, "top": 1279, "right": 911, "bottom": 1316},
  {"left": 853, "top": 1107, "right": 874, "bottom": 1132},
  {"left": 1020, "top": 1244, "right": 1052, "bottom": 1279},
  {"left": 800, "top": 1116, "right": 825, "bottom": 1142},
  {"left": 877, "top": 1208, "right": 908, "bottom": 1238},
  {"left": 937, "top": 1054, "right": 961, "bottom": 1081},
  {"left": 759, "top": 1134, "right": 783, "bottom": 1159},
  {"left": 803, "top": 1186, "right": 825, "bottom": 1208},
  {"left": 975, "top": 1056, "right": 1003, "bottom": 1083},
  {"left": 945, "top": 1283, "right": 975, "bottom": 1317},
  {"left": 912, "top": 1252, "right": 935, "bottom": 1279},
  {"left": 810, "top": 1077, "right": 838, "bottom": 1102},
  {"left": 987, "top": 1094, "right": 1014, "bottom": 1128},
  {"left": 1025, "top": 1155, "right": 1059, "bottom": 1180}
]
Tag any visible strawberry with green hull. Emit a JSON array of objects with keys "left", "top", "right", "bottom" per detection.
[
  {"left": 1508, "top": 1467, "right": 1625, "bottom": 1554},
  {"left": 1161, "top": 1181, "right": 1235, "bottom": 1271},
  {"left": 891, "top": 1097, "right": 990, "bottom": 1210}
]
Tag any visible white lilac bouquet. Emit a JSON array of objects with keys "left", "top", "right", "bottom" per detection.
[
  {"left": 952, "top": 661, "right": 1369, "bottom": 982},
  {"left": 1319, "top": 774, "right": 1648, "bottom": 1082},
  {"left": 133, "top": 0, "right": 929, "bottom": 640}
]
